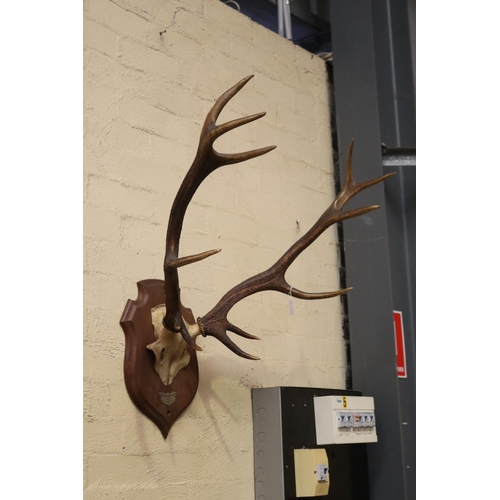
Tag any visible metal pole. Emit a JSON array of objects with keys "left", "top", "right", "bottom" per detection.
[
  {"left": 278, "top": 0, "right": 284, "bottom": 37},
  {"left": 283, "top": 0, "right": 293, "bottom": 40},
  {"left": 277, "top": 0, "right": 293, "bottom": 40}
]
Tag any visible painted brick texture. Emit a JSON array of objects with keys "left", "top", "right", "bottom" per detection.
[{"left": 84, "top": 0, "right": 346, "bottom": 498}]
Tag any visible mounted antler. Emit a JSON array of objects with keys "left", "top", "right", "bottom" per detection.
[
  {"left": 197, "top": 138, "right": 394, "bottom": 358},
  {"left": 122, "top": 75, "right": 395, "bottom": 438},
  {"left": 161, "top": 75, "right": 276, "bottom": 353},
  {"left": 153, "top": 74, "right": 394, "bottom": 364}
]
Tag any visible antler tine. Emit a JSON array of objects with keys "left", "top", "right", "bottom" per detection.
[
  {"left": 169, "top": 248, "right": 221, "bottom": 268},
  {"left": 287, "top": 287, "right": 353, "bottom": 300},
  {"left": 200, "top": 321, "right": 260, "bottom": 360},
  {"left": 216, "top": 145, "right": 277, "bottom": 166},
  {"left": 221, "top": 334, "right": 260, "bottom": 360},
  {"left": 205, "top": 75, "right": 254, "bottom": 126},
  {"left": 197, "top": 141, "right": 395, "bottom": 358},
  {"left": 179, "top": 320, "right": 203, "bottom": 351},
  {"left": 227, "top": 323, "right": 260, "bottom": 340},
  {"left": 210, "top": 112, "right": 266, "bottom": 141},
  {"left": 335, "top": 139, "right": 395, "bottom": 210}
]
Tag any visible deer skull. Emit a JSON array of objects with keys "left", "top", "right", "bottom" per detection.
[{"left": 147, "top": 304, "right": 201, "bottom": 385}]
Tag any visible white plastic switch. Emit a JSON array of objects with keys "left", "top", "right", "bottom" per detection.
[{"left": 313, "top": 395, "right": 378, "bottom": 445}]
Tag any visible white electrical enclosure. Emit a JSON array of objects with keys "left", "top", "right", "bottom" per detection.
[{"left": 313, "top": 395, "right": 378, "bottom": 445}]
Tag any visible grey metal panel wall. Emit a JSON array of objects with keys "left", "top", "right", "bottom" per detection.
[
  {"left": 329, "top": 1, "right": 407, "bottom": 499},
  {"left": 383, "top": 163, "right": 416, "bottom": 499},
  {"left": 373, "top": 1, "right": 416, "bottom": 498}
]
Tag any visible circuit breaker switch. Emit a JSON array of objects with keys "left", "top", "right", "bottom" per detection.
[
  {"left": 316, "top": 463, "right": 328, "bottom": 481},
  {"left": 293, "top": 448, "right": 330, "bottom": 497}
]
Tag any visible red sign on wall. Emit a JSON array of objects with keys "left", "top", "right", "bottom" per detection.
[{"left": 393, "top": 311, "right": 407, "bottom": 378}]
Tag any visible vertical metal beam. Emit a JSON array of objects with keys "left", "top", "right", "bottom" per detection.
[
  {"left": 329, "top": 1, "right": 407, "bottom": 499},
  {"left": 277, "top": 0, "right": 293, "bottom": 40},
  {"left": 372, "top": 1, "right": 416, "bottom": 498}
]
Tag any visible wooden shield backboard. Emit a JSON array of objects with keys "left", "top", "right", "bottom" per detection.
[{"left": 120, "top": 279, "right": 199, "bottom": 438}]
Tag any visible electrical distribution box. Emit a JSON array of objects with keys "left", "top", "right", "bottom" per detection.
[
  {"left": 252, "top": 387, "right": 376, "bottom": 500},
  {"left": 314, "top": 395, "right": 378, "bottom": 445}
]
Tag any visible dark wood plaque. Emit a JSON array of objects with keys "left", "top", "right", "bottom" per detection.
[{"left": 120, "top": 279, "right": 199, "bottom": 438}]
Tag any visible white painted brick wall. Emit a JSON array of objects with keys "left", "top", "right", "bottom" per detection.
[{"left": 84, "top": 0, "right": 347, "bottom": 498}]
